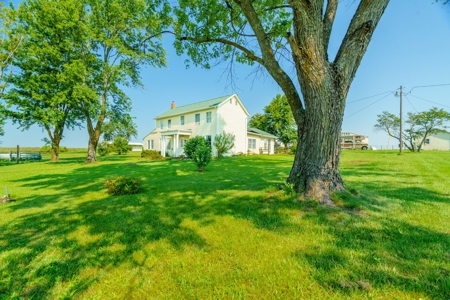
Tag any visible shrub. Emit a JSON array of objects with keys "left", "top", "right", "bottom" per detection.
[
  {"left": 141, "top": 150, "right": 163, "bottom": 160},
  {"left": 192, "top": 145, "right": 212, "bottom": 171},
  {"left": 104, "top": 176, "right": 142, "bottom": 196},
  {"left": 184, "top": 136, "right": 209, "bottom": 159},
  {"left": 213, "top": 131, "right": 235, "bottom": 158},
  {"left": 113, "top": 136, "right": 130, "bottom": 155},
  {"left": 40, "top": 145, "right": 51, "bottom": 152},
  {"left": 97, "top": 141, "right": 110, "bottom": 156},
  {"left": 60, "top": 146, "right": 68, "bottom": 152}
]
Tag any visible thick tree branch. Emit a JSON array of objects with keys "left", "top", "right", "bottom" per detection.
[
  {"left": 322, "top": 0, "right": 338, "bottom": 54},
  {"left": 234, "top": 0, "right": 304, "bottom": 122},
  {"left": 334, "top": 0, "right": 390, "bottom": 90}
]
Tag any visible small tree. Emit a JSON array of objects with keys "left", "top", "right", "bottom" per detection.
[
  {"left": 192, "top": 144, "right": 212, "bottom": 172},
  {"left": 248, "top": 94, "right": 297, "bottom": 149},
  {"left": 374, "top": 107, "right": 450, "bottom": 152},
  {"left": 213, "top": 131, "right": 235, "bottom": 158},
  {"left": 113, "top": 136, "right": 130, "bottom": 155},
  {"left": 184, "top": 136, "right": 209, "bottom": 159}
]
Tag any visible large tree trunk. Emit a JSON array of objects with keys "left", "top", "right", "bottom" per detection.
[
  {"left": 287, "top": 74, "right": 346, "bottom": 205},
  {"left": 85, "top": 114, "right": 102, "bottom": 163},
  {"left": 46, "top": 126, "right": 63, "bottom": 162},
  {"left": 86, "top": 136, "right": 98, "bottom": 163},
  {"left": 50, "top": 140, "right": 61, "bottom": 162}
]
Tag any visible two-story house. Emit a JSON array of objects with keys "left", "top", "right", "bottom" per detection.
[{"left": 143, "top": 94, "right": 276, "bottom": 157}]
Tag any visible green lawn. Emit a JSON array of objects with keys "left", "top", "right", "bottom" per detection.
[{"left": 0, "top": 150, "right": 449, "bottom": 299}]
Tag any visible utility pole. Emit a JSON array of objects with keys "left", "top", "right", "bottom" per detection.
[
  {"left": 399, "top": 86, "right": 403, "bottom": 154},
  {"left": 395, "top": 86, "right": 403, "bottom": 153}
]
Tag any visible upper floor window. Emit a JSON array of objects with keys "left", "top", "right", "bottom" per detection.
[
  {"left": 168, "top": 119, "right": 171, "bottom": 129},
  {"left": 160, "top": 120, "right": 163, "bottom": 129},
  {"left": 195, "top": 113, "right": 200, "bottom": 124},
  {"left": 206, "top": 112, "right": 212, "bottom": 123},
  {"left": 180, "top": 115, "right": 185, "bottom": 125}
]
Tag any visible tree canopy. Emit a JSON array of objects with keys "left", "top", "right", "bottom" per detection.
[
  {"left": 77, "top": 0, "right": 170, "bottom": 162},
  {"left": 101, "top": 114, "right": 138, "bottom": 142},
  {"left": 170, "top": 0, "right": 390, "bottom": 204},
  {"left": 3, "top": 0, "right": 86, "bottom": 161},
  {"left": 374, "top": 107, "right": 450, "bottom": 152},
  {"left": 249, "top": 94, "right": 297, "bottom": 149}
]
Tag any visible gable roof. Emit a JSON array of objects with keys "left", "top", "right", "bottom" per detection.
[
  {"left": 248, "top": 127, "right": 278, "bottom": 138},
  {"left": 155, "top": 94, "right": 236, "bottom": 119}
]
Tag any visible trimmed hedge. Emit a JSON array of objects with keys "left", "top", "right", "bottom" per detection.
[
  {"left": 141, "top": 150, "right": 164, "bottom": 160},
  {"left": 104, "top": 176, "right": 142, "bottom": 196}
]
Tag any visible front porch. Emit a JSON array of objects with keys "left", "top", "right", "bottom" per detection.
[{"left": 160, "top": 130, "right": 192, "bottom": 157}]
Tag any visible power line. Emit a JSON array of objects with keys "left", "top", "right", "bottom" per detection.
[
  {"left": 404, "top": 94, "right": 418, "bottom": 113},
  {"left": 344, "top": 92, "right": 393, "bottom": 119},
  {"left": 407, "top": 94, "right": 450, "bottom": 109},
  {"left": 347, "top": 90, "right": 394, "bottom": 104},
  {"left": 406, "top": 83, "right": 450, "bottom": 94}
]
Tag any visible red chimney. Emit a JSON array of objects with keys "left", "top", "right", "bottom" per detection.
[{"left": 171, "top": 101, "right": 176, "bottom": 109}]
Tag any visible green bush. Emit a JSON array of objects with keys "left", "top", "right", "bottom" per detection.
[
  {"left": 104, "top": 176, "right": 142, "bottom": 196},
  {"left": 40, "top": 145, "right": 51, "bottom": 152},
  {"left": 213, "top": 131, "right": 235, "bottom": 158},
  {"left": 184, "top": 136, "right": 209, "bottom": 159},
  {"left": 113, "top": 136, "right": 130, "bottom": 155},
  {"left": 97, "top": 141, "right": 110, "bottom": 156},
  {"left": 141, "top": 150, "right": 163, "bottom": 160},
  {"left": 192, "top": 145, "right": 212, "bottom": 171}
]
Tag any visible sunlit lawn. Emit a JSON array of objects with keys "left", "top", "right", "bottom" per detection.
[{"left": 0, "top": 149, "right": 449, "bottom": 299}]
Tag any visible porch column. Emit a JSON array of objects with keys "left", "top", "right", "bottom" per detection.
[
  {"left": 174, "top": 133, "right": 179, "bottom": 157},
  {"left": 161, "top": 136, "right": 166, "bottom": 157}
]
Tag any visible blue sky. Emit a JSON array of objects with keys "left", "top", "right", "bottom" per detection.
[{"left": 2, "top": 0, "right": 450, "bottom": 148}]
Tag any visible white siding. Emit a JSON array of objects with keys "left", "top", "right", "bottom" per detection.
[
  {"left": 217, "top": 95, "right": 248, "bottom": 155},
  {"left": 421, "top": 133, "right": 450, "bottom": 150},
  {"left": 247, "top": 133, "right": 275, "bottom": 154}
]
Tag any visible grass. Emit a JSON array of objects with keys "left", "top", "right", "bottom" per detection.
[{"left": 0, "top": 150, "right": 449, "bottom": 299}]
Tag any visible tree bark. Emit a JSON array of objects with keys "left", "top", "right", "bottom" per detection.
[
  {"left": 286, "top": 71, "right": 345, "bottom": 206},
  {"left": 46, "top": 126, "right": 63, "bottom": 162},
  {"left": 85, "top": 115, "right": 101, "bottom": 163}
]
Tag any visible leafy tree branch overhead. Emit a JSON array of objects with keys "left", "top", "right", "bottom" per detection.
[{"left": 170, "top": 0, "right": 391, "bottom": 205}]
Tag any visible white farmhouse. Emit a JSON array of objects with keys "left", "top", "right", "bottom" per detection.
[
  {"left": 420, "top": 132, "right": 450, "bottom": 150},
  {"left": 143, "top": 94, "right": 276, "bottom": 157}
]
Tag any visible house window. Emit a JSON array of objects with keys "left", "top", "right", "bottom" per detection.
[
  {"left": 180, "top": 115, "right": 185, "bottom": 125},
  {"left": 230, "top": 99, "right": 232, "bottom": 104},
  {"left": 147, "top": 140, "right": 154, "bottom": 150},
  {"left": 168, "top": 119, "right": 171, "bottom": 129},
  {"left": 160, "top": 120, "right": 163, "bottom": 129},
  {"left": 264, "top": 139, "right": 269, "bottom": 149},
  {"left": 235, "top": 99, "right": 237, "bottom": 105},
  {"left": 205, "top": 135, "right": 212, "bottom": 146},
  {"left": 180, "top": 138, "right": 185, "bottom": 148},
  {"left": 424, "top": 138, "right": 430, "bottom": 145},
  {"left": 248, "top": 138, "right": 256, "bottom": 149},
  {"left": 195, "top": 113, "right": 200, "bottom": 124},
  {"left": 206, "top": 112, "right": 212, "bottom": 123}
]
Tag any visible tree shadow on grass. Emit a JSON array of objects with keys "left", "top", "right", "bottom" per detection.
[
  {"left": 293, "top": 199, "right": 450, "bottom": 299},
  {"left": 3, "top": 154, "right": 448, "bottom": 298},
  {"left": 0, "top": 155, "right": 296, "bottom": 298}
]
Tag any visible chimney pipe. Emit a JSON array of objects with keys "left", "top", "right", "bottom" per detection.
[{"left": 171, "top": 101, "right": 176, "bottom": 109}]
